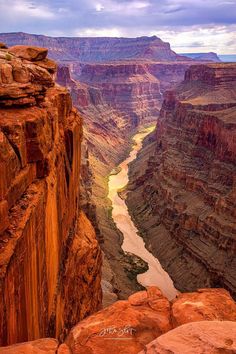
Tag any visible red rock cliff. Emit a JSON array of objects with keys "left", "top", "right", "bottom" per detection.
[
  {"left": 127, "top": 63, "right": 236, "bottom": 297},
  {"left": 0, "top": 45, "right": 102, "bottom": 346}
]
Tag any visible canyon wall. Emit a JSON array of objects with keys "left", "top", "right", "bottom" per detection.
[
  {"left": 127, "top": 63, "right": 236, "bottom": 297},
  {"left": 0, "top": 33, "right": 190, "bottom": 62},
  {"left": 0, "top": 45, "right": 102, "bottom": 346}
]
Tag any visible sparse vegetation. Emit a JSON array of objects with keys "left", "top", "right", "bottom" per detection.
[{"left": 5, "top": 53, "right": 12, "bottom": 61}]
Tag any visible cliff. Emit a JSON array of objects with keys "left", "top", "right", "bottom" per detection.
[
  {"left": 77, "top": 62, "right": 162, "bottom": 126},
  {"left": 0, "top": 45, "right": 102, "bottom": 346},
  {"left": 127, "top": 63, "right": 236, "bottom": 297},
  {"left": 0, "top": 33, "right": 191, "bottom": 62}
]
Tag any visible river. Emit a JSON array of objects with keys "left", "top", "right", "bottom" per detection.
[{"left": 108, "top": 126, "right": 178, "bottom": 300}]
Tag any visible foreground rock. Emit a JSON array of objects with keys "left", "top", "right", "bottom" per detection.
[
  {"left": 1, "top": 287, "right": 235, "bottom": 353},
  {"left": 0, "top": 338, "right": 59, "bottom": 353},
  {"left": 139, "top": 321, "right": 236, "bottom": 354},
  {"left": 172, "top": 288, "right": 236, "bottom": 326},
  {"left": 9, "top": 45, "right": 48, "bottom": 61},
  {"left": 0, "top": 46, "right": 102, "bottom": 346},
  {"left": 65, "top": 287, "right": 172, "bottom": 354}
]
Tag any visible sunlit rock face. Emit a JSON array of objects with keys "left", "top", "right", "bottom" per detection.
[
  {"left": 0, "top": 45, "right": 102, "bottom": 346},
  {"left": 139, "top": 321, "right": 236, "bottom": 354},
  {"left": 127, "top": 63, "right": 236, "bottom": 297},
  {"left": 1, "top": 287, "right": 235, "bottom": 354}
]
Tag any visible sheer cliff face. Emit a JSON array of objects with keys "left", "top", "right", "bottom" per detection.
[
  {"left": 0, "top": 46, "right": 102, "bottom": 346},
  {"left": 127, "top": 63, "right": 236, "bottom": 297},
  {"left": 0, "top": 33, "right": 189, "bottom": 62},
  {"left": 78, "top": 62, "right": 162, "bottom": 126}
]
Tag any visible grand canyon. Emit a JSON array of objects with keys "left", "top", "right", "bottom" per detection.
[{"left": 0, "top": 28, "right": 235, "bottom": 354}]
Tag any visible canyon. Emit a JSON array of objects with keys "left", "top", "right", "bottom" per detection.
[
  {"left": 0, "top": 32, "right": 235, "bottom": 352},
  {"left": 127, "top": 63, "right": 236, "bottom": 297}
]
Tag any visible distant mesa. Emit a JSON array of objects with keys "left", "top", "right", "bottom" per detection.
[
  {"left": 0, "top": 32, "right": 192, "bottom": 62},
  {"left": 182, "top": 52, "right": 221, "bottom": 62}
]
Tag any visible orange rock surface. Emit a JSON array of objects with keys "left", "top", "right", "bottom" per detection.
[
  {"left": 65, "top": 287, "right": 172, "bottom": 354},
  {"left": 0, "top": 47, "right": 102, "bottom": 346},
  {"left": 139, "top": 321, "right": 236, "bottom": 354},
  {"left": 172, "top": 288, "right": 236, "bottom": 326},
  {"left": 0, "top": 338, "right": 59, "bottom": 353},
  {"left": 1, "top": 287, "right": 235, "bottom": 353}
]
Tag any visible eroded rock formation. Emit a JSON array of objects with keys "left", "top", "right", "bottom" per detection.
[
  {"left": 0, "top": 45, "right": 102, "bottom": 346},
  {"left": 127, "top": 63, "right": 236, "bottom": 297},
  {"left": 1, "top": 287, "right": 235, "bottom": 353}
]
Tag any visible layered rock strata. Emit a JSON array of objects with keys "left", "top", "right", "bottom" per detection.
[
  {"left": 127, "top": 63, "right": 236, "bottom": 297},
  {"left": 0, "top": 33, "right": 190, "bottom": 62},
  {"left": 77, "top": 62, "right": 162, "bottom": 126},
  {"left": 0, "top": 45, "right": 102, "bottom": 346}
]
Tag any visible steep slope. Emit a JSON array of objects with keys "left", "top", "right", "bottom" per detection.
[
  {"left": 0, "top": 33, "right": 190, "bottom": 62},
  {"left": 127, "top": 63, "right": 236, "bottom": 297},
  {"left": 0, "top": 45, "right": 102, "bottom": 346}
]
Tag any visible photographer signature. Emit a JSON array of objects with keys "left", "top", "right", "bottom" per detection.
[
  {"left": 99, "top": 325, "right": 136, "bottom": 337},
  {"left": 79, "top": 325, "right": 136, "bottom": 345}
]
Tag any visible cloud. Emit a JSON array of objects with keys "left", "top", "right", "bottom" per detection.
[{"left": 0, "top": 0, "right": 235, "bottom": 53}]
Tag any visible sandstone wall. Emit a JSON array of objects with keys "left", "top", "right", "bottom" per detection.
[
  {"left": 0, "top": 46, "right": 102, "bottom": 346},
  {"left": 127, "top": 63, "right": 236, "bottom": 297}
]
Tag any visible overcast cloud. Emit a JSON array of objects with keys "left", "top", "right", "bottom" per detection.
[{"left": 0, "top": 0, "right": 235, "bottom": 53}]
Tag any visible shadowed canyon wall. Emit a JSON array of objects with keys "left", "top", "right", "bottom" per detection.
[
  {"left": 0, "top": 46, "right": 102, "bottom": 346},
  {"left": 127, "top": 63, "right": 236, "bottom": 297}
]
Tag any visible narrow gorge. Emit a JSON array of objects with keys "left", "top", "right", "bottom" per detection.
[{"left": 108, "top": 126, "right": 177, "bottom": 300}]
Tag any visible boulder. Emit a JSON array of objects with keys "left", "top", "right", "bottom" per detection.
[
  {"left": 138, "top": 321, "right": 236, "bottom": 353},
  {"left": 172, "top": 288, "right": 236, "bottom": 326},
  {"left": 0, "top": 42, "right": 7, "bottom": 49},
  {"left": 9, "top": 45, "right": 48, "bottom": 61},
  {"left": 65, "top": 287, "right": 172, "bottom": 354}
]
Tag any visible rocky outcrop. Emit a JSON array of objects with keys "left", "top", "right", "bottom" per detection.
[
  {"left": 66, "top": 287, "right": 172, "bottom": 354},
  {"left": 0, "top": 33, "right": 191, "bottom": 62},
  {"left": 0, "top": 46, "right": 102, "bottom": 346},
  {"left": 127, "top": 63, "right": 236, "bottom": 297},
  {"left": 1, "top": 287, "right": 235, "bottom": 353},
  {"left": 139, "top": 321, "right": 236, "bottom": 354},
  {"left": 172, "top": 288, "right": 236, "bottom": 326}
]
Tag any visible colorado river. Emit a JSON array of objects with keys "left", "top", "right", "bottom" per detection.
[{"left": 108, "top": 126, "right": 178, "bottom": 300}]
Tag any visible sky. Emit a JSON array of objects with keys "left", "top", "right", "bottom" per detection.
[{"left": 0, "top": 0, "right": 235, "bottom": 54}]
